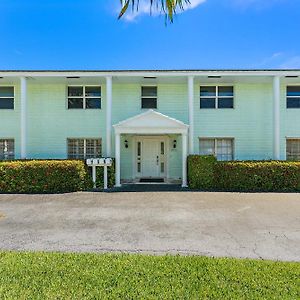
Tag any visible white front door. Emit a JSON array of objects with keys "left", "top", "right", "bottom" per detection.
[{"left": 135, "top": 137, "right": 166, "bottom": 178}]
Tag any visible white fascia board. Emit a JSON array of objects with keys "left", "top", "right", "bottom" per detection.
[{"left": 1, "top": 70, "right": 300, "bottom": 78}]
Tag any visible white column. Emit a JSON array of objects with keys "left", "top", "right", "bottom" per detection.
[
  {"left": 188, "top": 76, "right": 194, "bottom": 154},
  {"left": 115, "top": 133, "right": 121, "bottom": 187},
  {"left": 106, "top": 76, "right": 112, "bottom": 157},
  {"left": 182, "top": 133, "right": 188, "bottom": 187},
  {"left": 20, "top": 77, "right": 27, "bottom": 159},
  {"left": 273, "top": 76, "right": 280, "bottom": 160}
]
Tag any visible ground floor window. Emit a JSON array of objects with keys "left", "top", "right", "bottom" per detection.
[
  {"left": 67, "top": 138, "right": 102, "bottom": 159},
  {"left": 286, "top": 139, "right": 300, "bottom": 160},
  {"left": 0, "top": 139, "right": 14, "bottom": 160},
  {"left": 199, "top": 138, "right": 234, "bottom": 161}
]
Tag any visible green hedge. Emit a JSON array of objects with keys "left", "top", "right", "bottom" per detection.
[
  {"left": 215, "top": 161, "right": 300, "bottom": 192},
  {"left": 187, "top": 155, "right": 217, "bottom": 190},
  {"left": 188, "top": 155, "right": 300, "bottom": 192},
  {"left": 0, "top": 160, "right": 93, "bottom": 194}
]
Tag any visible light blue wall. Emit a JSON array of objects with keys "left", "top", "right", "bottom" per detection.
[
  {"left": 193, "top": 83, "right": 274, "bottom": 160},
  {"left": 1, "top": 79, "right": 300, "bottom": 180}
]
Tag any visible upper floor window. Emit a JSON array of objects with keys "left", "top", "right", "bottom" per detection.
[
  {"left": 0, "top": 87, "right": 14, "bottom": 109},
  {"left": 199, "top": 138, "right": 234, "bottom": 161},
  {"left": 141, "top": 86, "right": 157, "bottom": 109},
  {"left": 67, "top": 138, "right": 102, "bottom": 159},
  {"left": 286, "top": 139, "right": 300, "bottom": 160},
  {"left": 0, "top": 139, "right": 14, "bottom": 160},
  {"left": 68, "top": 86, "right": 101, "bottom": 109},
  {"left": 287, "top": 86, "right": 300, "bottom": 108},
  {"left": 200, "top": 86, "right": 234, "bottom": 109}
]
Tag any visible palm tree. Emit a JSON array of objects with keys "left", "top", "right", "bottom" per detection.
[{"left": 118, "top": 0, "right": 191, "bottom": 22}]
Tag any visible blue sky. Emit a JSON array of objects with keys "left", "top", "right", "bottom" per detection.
[{"left": 0, "top": 0, "right": 300, "bottom": 70}]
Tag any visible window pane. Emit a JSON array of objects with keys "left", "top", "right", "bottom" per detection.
[
  {"left": 142, "top": 86, "right": 157, "bottom": 97},
  {"left": 287, "top": 140, "right": 300, "bottom": 161},
  {"left": 142, "top": 97, "right": 157, "bottom": 109},
  {"left": 287, "top": 97, "right": 300, "bottom": 108},
  {"left": 67, "top": 139, "right": 84, "bottom": 159},
  {"left": 0, "top": 139, "right": 14, "bottom": 160},
  {"left": 200, "top": 139, "right": 215, "bottom": 155},
  {"left": 86, "top": 98, "right": 101, "bottom": 109},
  {"left": 200, "top": 86, "right": 216, "bottom": 97},
  {"left": 287, "top": 86, "right": 300, "bottom": 97},
  {"left": 217, "top": 139, "right": 233, "bottom": 161},
  {"left": 85, "top": 86, "right": 101, "bottom": 97},
  {"left": 218, "top": 86, "right": 233, "bottom": 97},
  {"left": 0, "top": 87, "right": 14, "bottom": 97},
  {"left": 218, "top": 98, "right": 234, "bottom": 108},
  {"left": 68, "top": 86, "right": 83, "bottom": 97},
  {"left": 86, "top": 139, "right": 102, "bottom": 158},
  {"left": 0, "top": 98, "right": 14, "bottom": 109},
  {"left": 200, "top": 98, "right": 215, "bottom": 109},
  {"left": 161, "top": 142, "right": 165, "bottom": 155},
  {"left": 68, "top": 98, "right": 83, "bottom": 109}
]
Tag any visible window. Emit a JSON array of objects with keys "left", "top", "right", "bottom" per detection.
[
  {"left": 199, "top": 138, "right": 234, "bottom": 161},
  {"left": 286, "top": 139, "right": 300, "bottom": 160},
  {"left": 67, "top": 138, "right": 102, "bottom": 159},
  {"left": 287, "top": 86, "right": 300, "bottom": 108},
  {"left": 0, "top": 87, "right": 14, "bottom": 109},
  {"left": 141, "top": 86, "right": 157, "bottom": 109},
  {"left": 0, "top": 139, "right": 14, "bottom": 160},
  {"left": 200, "top": 86, "right": 234, "bottom": 109},
  {"left": 68, "top": 86, "right": 101, "bottom": 109}
]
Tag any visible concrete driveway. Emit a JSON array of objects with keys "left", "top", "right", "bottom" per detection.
[{"left": 0, "top": 192, "right": 299, "bottom": 261}]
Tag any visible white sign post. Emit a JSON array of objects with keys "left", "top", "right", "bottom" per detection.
[{"left": 86, "top": 158, "right": 113, "bottom": 190}]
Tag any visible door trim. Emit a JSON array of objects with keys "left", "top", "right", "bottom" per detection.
[{"left": 132, "top": 135, "right": 169, "bottom": 179}]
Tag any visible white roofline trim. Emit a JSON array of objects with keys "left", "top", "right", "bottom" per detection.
[{"left": 1, "top": 70, "right": 300, "bottom": 78}]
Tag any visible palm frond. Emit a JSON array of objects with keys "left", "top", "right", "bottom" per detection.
[{"left": 118, "top": 0, "right": 191, "bottom": 23}]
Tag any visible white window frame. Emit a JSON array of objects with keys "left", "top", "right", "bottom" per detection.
[
  {"left": 286, "top": 85, "right": 300, "bottom": 109},
  {"left": 199, "top": 137, "right": 234, "bottom": 161},
  {"left": 141, "top": 85, "right": 158, "bottom": 109},
  {"left": 0, "top": 86, "right": 15, "bottom": 110},
  {"left": 200, "top": 85, "right": 234, "bottom": 109},
  {"left": 67, "top": 85, "right": 101, "bottom": 110},
  {"left": 67, "top": 138, "right": 102, "bottom": 159},
  {"left": 0, "top": 138, "right": 15, "bottom": 160}
]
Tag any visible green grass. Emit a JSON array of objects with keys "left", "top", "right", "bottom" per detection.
[{"left": 0, "top": 252, "right": 299, "bottom": 299}]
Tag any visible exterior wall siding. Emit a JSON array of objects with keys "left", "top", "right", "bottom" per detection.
[
  {"left": 27, "top": 83, "right": 106, "bottom": 159},
  {"left": 1, "top": 77, "right": 300, "bottom": 181},
  {"left": 193, "top": 83, "right": 274, "bottom": 160}
]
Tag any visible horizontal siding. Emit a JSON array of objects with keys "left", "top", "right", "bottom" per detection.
[{"left": 1, "top": 80, "right": 300, "bottom": 179}]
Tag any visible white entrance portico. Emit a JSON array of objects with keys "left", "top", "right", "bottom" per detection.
[{"left": 113, "top": 110, "right": 189, "bottom": 187}]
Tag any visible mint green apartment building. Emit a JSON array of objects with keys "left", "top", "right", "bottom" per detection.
[{"left": 0, "top": 69, "right": 300, "bottom": 187}]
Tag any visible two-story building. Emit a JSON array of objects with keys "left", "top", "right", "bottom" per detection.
[{"left": 1, "top": 70, "right": 300, "bottom": 187}]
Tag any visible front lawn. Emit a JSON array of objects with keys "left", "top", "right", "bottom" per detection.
[{"left": 0, "top": 252, "right": 299, "bottom": 299}]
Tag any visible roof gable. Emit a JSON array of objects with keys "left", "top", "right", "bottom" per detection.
[{"left": 113, "top": 110, "right": 188, "bottom": 134}]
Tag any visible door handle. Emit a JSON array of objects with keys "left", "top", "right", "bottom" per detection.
[{"left": 156, "top": 156, "right": 159, "bottom": 165}]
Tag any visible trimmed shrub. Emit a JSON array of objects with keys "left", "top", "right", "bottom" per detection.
[
  {"left": 215, "top": 161, "right": 300, "bottom": 192},
  {"left": 187, "top": 155, "right": 217, "bottom": 190},
  {"left": 0, "top": 160, "right": 93, "bottom": 194},
  {"left": 95, "top": 159, "right": 115, "bottom": 188},
  {"left": 188, "top": 155, "right": 300, "bottom": 192}
]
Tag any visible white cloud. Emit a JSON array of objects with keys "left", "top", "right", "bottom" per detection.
[{"left": 121, "top": 0, "right": 206, "bottom": 21}]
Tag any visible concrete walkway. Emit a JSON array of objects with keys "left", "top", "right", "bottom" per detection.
[{"left": 0, "top": 192, "right": 299, "bottom": 261}]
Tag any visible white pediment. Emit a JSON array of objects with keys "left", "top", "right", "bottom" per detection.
[{"left": 113, "top": 109, "right": 189, "bottom": 134}]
